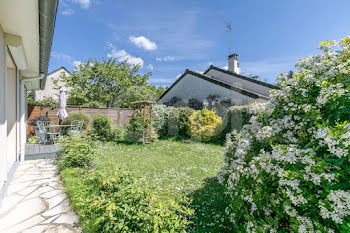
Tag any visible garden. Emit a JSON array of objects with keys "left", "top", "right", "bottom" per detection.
[{"left": 56, "top": 37, "right": 350, "bottom": 232}]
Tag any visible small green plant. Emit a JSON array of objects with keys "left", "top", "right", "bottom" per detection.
[
  {"left": 112, "top": 126, "right": 126, "bottom": 142},
  {"left": 92, "top": 115, "right": 113, "bottom": 141},
  {"left": 28, "top": 136, "right": 39, "bottom": 144},
  {"left": 57, "top": 135, "right": 96, "bottom": 169},
  {"left": 187, "top": 108, "right": 223, "bottom": 142},
  {"left": 63, "top": 111, "right": 91, "bottom": 130}
]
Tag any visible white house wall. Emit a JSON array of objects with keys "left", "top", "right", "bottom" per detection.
[
  {"left": 6, "top": 67, "right": 17, "bottom": 173},
  {"left": 158, "top": 73, "right": 257, "bottom": 105},
  {"left": 35, "top": 69, "right": 70, "bottom": 101},
  {"left": 0, "top": 24, "right": 27, "bottom": 197},
  {"left": 206, "top": 69, "right": 273, "bottom": 97},
  {"left": 0, "top": 25, "right": 7, "bottom": 189}
]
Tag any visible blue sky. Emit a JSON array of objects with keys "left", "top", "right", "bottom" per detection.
[{"left": 49, "top": 0, "right": 350, "bottom": 86}]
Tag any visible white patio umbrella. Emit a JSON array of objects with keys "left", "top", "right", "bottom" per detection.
[{"left": 57, "top": 86, "right": 68, "bottom": 124}]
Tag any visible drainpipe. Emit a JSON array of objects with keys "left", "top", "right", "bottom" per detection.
[{"left": 22, "top": 74, "right": 46, "bottom": 90}]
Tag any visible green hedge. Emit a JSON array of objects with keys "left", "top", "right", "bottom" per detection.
[{"left": 225, "top": 105, "right": 251, "bottom": 133}]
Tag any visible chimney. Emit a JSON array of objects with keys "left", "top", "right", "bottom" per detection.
[{"left": 228, "top": 53, "right": 240, "bottom": 74}]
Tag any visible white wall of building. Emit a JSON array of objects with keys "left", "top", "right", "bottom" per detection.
[
  {"left": 0, "top": 24, "right": 8, "bottom": 188},
  {"left": 6, "top": 66, "right": 17, "bottom": 173},
  {"left": 0, "top": 24, "right": 28, "bottom": 196},
  {"left": 34, "top": 68, "right": 70, "bottom": 101},
  {"left": 158, "top": 73, "right": 259, "bottom": 105},
  {"left": 206, "top": 69, "right": 273, "bottom": 97}
]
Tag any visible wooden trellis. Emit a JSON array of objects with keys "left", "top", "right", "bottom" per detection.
[{"left": 131, "top": 101, "right": 156, "bottom": 144}]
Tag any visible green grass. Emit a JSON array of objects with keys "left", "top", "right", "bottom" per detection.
[
  {"left": 93, "top": 139, "right": 233, "bottom": 232},
  {"left": 61, "top": 139, "right": 233, "bottom": 232}
]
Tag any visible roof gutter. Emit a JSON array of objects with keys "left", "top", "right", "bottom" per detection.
[{"left": 38, "top": 0, "right": 59, "bottom": 90}]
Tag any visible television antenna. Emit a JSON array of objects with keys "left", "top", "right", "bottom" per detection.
[{"left": 223, "top": 19, "right": 232, "bottom": 54}]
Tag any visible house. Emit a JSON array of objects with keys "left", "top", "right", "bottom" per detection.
[
  {"left": 34, "top": 66, "right": 70, "bottom": 101},
  {"left": 0, "top": 0, "right": 58, "bottom": 198},
  {"left": 158, "top": 54, "right": 278, "bottom": 106}
]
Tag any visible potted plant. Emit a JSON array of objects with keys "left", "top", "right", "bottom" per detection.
[{"left": 29, "top": 115, "right": 51, "bottom": 142}]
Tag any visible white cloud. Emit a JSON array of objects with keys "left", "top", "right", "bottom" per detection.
[
  {"left": 73, "top": 60, "right": 82, "bottom": 70},
  {"left": 221, "top": 65, "right": 228, "bottom": 70},
  {"left": 62, "top": 8, "right": 74, "bottom": 15},
  {"left": 106, "top": 43, "right": 144, "bottom": 67},
  {"left": 156, "top": 56, "right": 175, "bottom": 62},
  {"left": 51, "top": 51, "right": 83, "bottom": 70},
  {"left": 72, "top": 0, "right": 91, "bottom": 8},
  {"left": 147, "top": 64, "right": 154, "bottom": 70},
  {"left": 129, "top": 36, "right": 157, "bottom": 50},
  {"left": 51, "top": 52, "right": 73, "bottom": 62}
]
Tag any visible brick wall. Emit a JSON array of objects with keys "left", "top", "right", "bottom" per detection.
[{"left": 27, "top": 105, "right": 134, "bottom": 134}]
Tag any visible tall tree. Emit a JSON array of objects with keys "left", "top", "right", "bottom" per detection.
[{"left": 60, "top": 58, "right": 151, "bottom": 107}]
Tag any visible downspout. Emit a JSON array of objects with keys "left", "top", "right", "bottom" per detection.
[{"left": 38, "top": 0, "right": 59, "bottom": 90}]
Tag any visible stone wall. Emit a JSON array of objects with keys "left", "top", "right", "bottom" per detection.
[{"left": 27, "top": 105, "right": 134, "bottom": 134}]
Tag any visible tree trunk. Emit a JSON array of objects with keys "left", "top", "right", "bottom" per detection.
[{"left": 111, "top": 95, "right": 117, "bottom": 108}]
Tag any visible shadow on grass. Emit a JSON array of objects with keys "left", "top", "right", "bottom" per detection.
[{"left": 188, "top": 176, "right": 233, "bottom": 233}]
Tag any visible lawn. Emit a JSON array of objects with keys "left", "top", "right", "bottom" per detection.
[{"left": 61, "top": 139, "right": 233, "bottom": 232}]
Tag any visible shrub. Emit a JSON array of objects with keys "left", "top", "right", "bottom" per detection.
[
  {"left": 29, "top": 115, "right": 51, "bottom": 127},
  {"left": 125, "top": 114, "right": 158, "bottom": 143},
  {"left": 166, "top": 107, "right": 195, "bottom": 137},
  {"left": 225, "top": 105, "right": 252, "bottom": 133},
  {"left": 62, "top": 167, "right": 193, "bottom": 232},
  {"left": 57, "top": 136, "right": 96, "bottom": 168},
  {"left": 177, "top": 107, "right": 195, "bottom": 136},
  {"left": 152, "top": 104, "right": 172, "bottom": 138},
  {"left": 63, "top": 111, "right": 91, "bottom": 130},
  {"left": 112, "top": 126, "right": 126, "bottom": 142},
  {"left": 188, "top": 98, "right": 203, "bottom": 110},
  {"left": 187, "top": 109, "right": 223, "bottom": 142},
  {"left": 218, "top": 38, "right": 350, "bottom": 232},
  {"left": 92, "top": 115, "right": 113, "bottom": 141}
]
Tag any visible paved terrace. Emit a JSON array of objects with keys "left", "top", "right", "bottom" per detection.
[{"left": 0, "top": 145, "right": 80, "bottom": 233}]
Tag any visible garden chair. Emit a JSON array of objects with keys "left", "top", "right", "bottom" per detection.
[
  {"left": 37, "top": 121, "right": 60, "bottom": 144},
  {"left": 68, "top": 120, "right": 83, "bottom": 136},
  {"left": 36, "top": 121, "right": 47, "bottom": 144}
]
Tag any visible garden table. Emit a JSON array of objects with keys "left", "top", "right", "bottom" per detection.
[{"left": 48, "top": 124, "right": 74, "bottom": 136}]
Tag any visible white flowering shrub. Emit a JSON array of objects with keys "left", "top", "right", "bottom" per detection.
[{"left": 218, "top": 38, "right": 350, "bottom": 232}]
